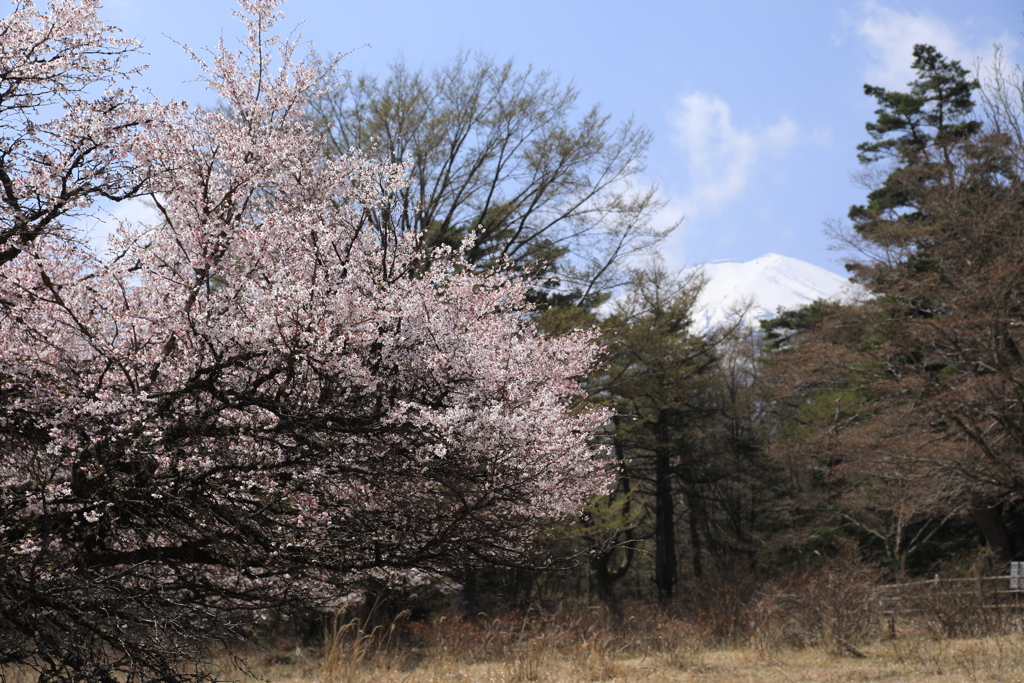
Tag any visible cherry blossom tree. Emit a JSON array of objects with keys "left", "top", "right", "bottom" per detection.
[{"left": 0, "top": 2, "right": 610, "bottom": 681}]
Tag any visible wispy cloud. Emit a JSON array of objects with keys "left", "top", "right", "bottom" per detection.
[
  {"left": 855, "top": 1, "right": 1017, "bottom": 90},
  {"left": 668, "top": 92, "right": 804, "bottom": 217},
  {"left": 763, "top": 117, "right": 799, "bottom": 154}
]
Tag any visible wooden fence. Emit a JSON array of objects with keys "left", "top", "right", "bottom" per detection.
[{"left": 876, "top": 573, "right": 1024, "bottom": 637}]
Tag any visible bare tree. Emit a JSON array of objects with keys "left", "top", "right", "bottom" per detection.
[{"left": 308, "top": 52, "right": 672, "bottom": 304}]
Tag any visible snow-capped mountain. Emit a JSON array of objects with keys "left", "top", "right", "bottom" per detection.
[{"left": 691, "top": 253, "right": 866, "bottom": 333}]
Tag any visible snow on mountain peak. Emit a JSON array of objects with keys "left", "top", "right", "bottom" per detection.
[{"left": 691, "top": 253, "right": 866, "bottom": 333}]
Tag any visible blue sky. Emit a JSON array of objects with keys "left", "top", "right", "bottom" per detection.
[{"left": 97, "top": 0, "right": 1019, "bottom": 277}]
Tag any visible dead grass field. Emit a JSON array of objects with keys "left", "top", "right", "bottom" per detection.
[
  {"left": 8, "top": 566, "right": 1024, "bottom": 683},
  {"left": 212, "top": 632, "right": 1024, "bottom": 683},
  {"left": 5, "top": 624, "right": 1024, "bottom": 683},
  {"left": 188, "top": 591, "right": 1024, "bottom": 683}
]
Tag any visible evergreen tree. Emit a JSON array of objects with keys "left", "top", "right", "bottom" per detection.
[
  {"left": 845, "top": 44, "right": 983, "bottom": 291},
  {"left": 596, "top": 263, "right": 763, "bottom": 599}
]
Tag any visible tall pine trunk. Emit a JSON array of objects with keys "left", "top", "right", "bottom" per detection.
[{"left": 654, "top": 420, "right": 676, "bottom": 601}]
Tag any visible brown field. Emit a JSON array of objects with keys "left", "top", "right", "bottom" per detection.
[
  {"left": 218, "top": 631, "right": 1024, "bottom": 683},
  {"left": 8, "top": 570, "right": 1024, "bottom": 683},
  {"left": 4, "top": 624, "right": 1024, "bottom": 682},
  {"left": 205, "top": 596, "right": 1024, "bottom": 683}
]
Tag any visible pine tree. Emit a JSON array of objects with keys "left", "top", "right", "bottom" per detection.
[{"left": 850, "top": 45, "right": 981, "bottom": 243}]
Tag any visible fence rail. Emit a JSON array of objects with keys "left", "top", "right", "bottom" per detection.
[
  {"left": 878, "top": 574, "right": 1024, "bottom": 594},
  {"left": 877, "top": 561, "right": 1024, "bottom": 596},
  {"left": 875, "top": 572, "right": 1024, "bottom": 630}
]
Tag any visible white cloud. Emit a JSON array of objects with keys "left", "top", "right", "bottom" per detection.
[
  {"left": 808, "top": 125, "right": 834, "bottom": 147},
  {"left": 764, "top": 117, "right": 799, "bottom": 154},
  {"left": 855, "top": 1, "right": 1017, "bottom": 90},
  {"left": 668, "top": 92, "right": 803, "bottom": 216},
  {"left": 670, "top": 93, "right": 757, "bottom": 211}
]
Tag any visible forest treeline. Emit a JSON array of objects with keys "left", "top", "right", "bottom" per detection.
[
  {"left": 361, "top": 43, "right": 1024, "bottom": 614},
  {"left": 568, "top": 42, "right": 1024, "bottom": 605}
]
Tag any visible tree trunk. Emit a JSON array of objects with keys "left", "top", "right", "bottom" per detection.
[
  {"left": 971, "top": 503, "right": 1012, "bottom": 566},
  {"left": 654, "top": 425, "right": 676, "bottom": 601},
  {"left": 512, "top": 569, "right": 534, "bottom": 612},
  {"left": 685, "top": 489, "right": 703, "bottom": 580},
  {"left": 591, "top": 554, "right": 622, "bottom": 617},
  {"left": 459, "top": 569, "right": 478, "bottom": 617},
  {"left": 591, "top": 527, "right": 635, "bottom": 616},
  {"left": 591, "top": 429, "right": 634, "bottom": 616}
]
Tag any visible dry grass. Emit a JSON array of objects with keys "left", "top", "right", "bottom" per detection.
[
  {"left": 6, "top": 620, "right": 1024, "bottom": 683},
  {"left": 205, "top": 632, "right": 1024, "bottom": 683},
  {"left": 195, "top": 596, "right": 1024, "bottom": 683},
  {"left": 8, "top": 565, "right": 1024, "bottom": 683}
]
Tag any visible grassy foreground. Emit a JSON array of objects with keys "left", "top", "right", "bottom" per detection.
[
  {"left": 220, "top": 633, "right": 1024, "bottom": 683},
  {"left": 7, "top": 637, "right": 1024, "bottom": 683},
  {"left": 6, "top": 575, "right": 1024, "bottom": 683},
  {"left": 199, "top": 593, "right": 1024, "bottom": 683}
]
